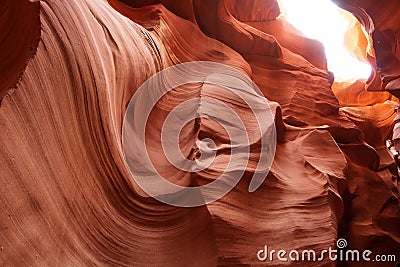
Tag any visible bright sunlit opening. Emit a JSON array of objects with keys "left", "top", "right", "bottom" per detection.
[{"left": 279, "top": 0, "right": 372, "bottom": 81}]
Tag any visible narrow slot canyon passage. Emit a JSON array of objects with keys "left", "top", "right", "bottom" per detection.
[
  {"left": 279, "top": 0, "right": 372, "bottom": 81},
  {"left": 0, "top": 0, "right": 399, "bottom": 266}
]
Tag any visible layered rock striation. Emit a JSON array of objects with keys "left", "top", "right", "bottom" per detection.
[{"left": 0, "top": 0, "right": 399, "bottom": 266}]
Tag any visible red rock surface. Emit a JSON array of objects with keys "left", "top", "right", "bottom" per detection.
[
  {"left": 0, "top": 0, "right": 399, "bottom": 266},
  {"left": 0, "top": 0, "right": 40, "bottom": 103}
]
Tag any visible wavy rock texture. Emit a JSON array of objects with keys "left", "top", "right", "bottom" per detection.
[{"left": 0, "top": 0, "right": 399, "bottom": 266}]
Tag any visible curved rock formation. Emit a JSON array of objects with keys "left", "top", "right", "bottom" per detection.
[
  {"left": 0, "top": 0, "right": 399, "bottom": 266},
  {"left": 0, "top": 0, "right": 40, "bottom": 103}
]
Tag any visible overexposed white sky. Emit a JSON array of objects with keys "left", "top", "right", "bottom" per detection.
[{"left": 279, "top": 0, "right": 371, "bottom": 81}]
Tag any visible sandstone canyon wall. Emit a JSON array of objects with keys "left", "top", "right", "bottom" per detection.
[{"left": 0, "top": 0, "right": 399, "bottom": 266}]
